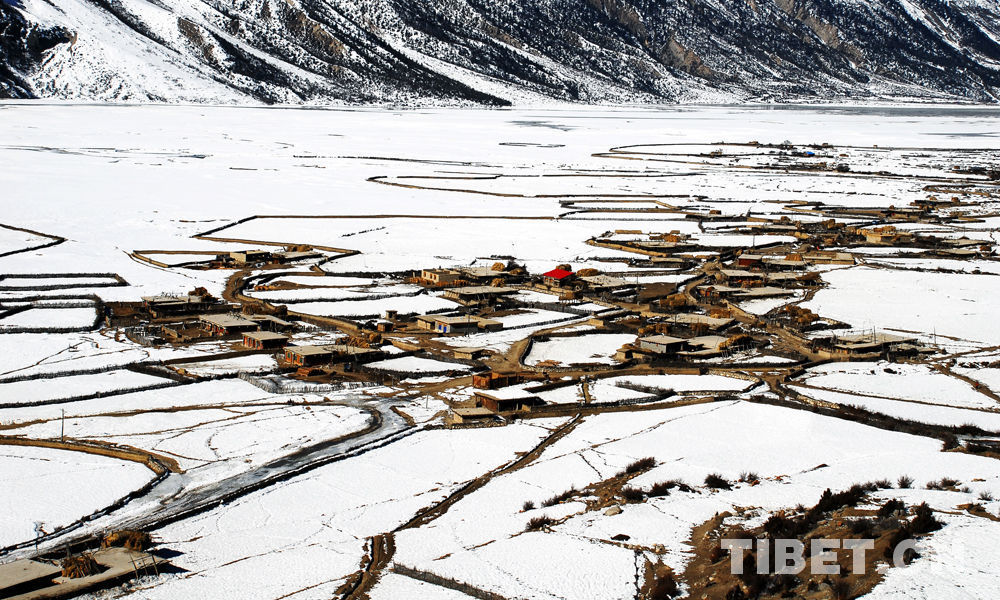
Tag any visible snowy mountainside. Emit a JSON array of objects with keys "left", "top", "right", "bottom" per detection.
[{"left": 2, "top": 0, "right": 1000, "bottom": 104}]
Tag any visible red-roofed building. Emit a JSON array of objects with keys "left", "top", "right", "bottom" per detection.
[{"left": 542, "top": 268, "right": 574, "bottom": 286}]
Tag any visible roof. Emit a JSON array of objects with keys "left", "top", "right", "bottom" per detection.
[
  {"left": 766, "top": 272, "right": 802, "bottom": 281},
  {"left": 680, "top": 335, "right": 729, "bottom": 354},
  {"left": 453, "top": 407, "right": 496, "bottom": 417},
  {"left": 665, "top": 313, "right": 734, "bottom": 328},
  {"left": 278, "top": 251, "right": 321, "bottom": 260},
  {"left": 580, "top": 275, "right": 631, "bottom": 287},
  {"left": 432, "top": 315, "right": 501, "bottom": 327},
  {"left": 765, "top": 259, "right": 807, "bottom": 267},
  {"left": 199, "top": 314, "right": 258, "bottom": 328},
  {"left": 834, "top": 333, "right": 914, "bottom": 347},
  {"left": 475, "top": 386, "right": 540, "bottom": 401},
  {"left": 719, "top": 269, "right": 762, "bottom": 278},
  {"left": 542, "top": 268, "right": 573, "bottom": 280},
  {"left": 433, "top": 316, "right": 483, "bottom": 325},
  {"left": 445, "top": 286, "right": 517, "bottom": 296},
  {"left": 325, "top": 344, "right": 381, "bottom": 355},
  {"left": 459, "top": 267, "right": 502, "bottom": 277},
  {"left": 734, "top": 286, "right": 794, "bottom": 298},
  {"left": 244, "top": 331, "right": 289, "bottom": 342},
  {"left": 248, "top": 314, "right": 294, "bottom": 327},
  {"left": 285, "top": 345, "right": 335, "bottom": 356},
  {"left": 640, "top": 334, "right": 687, "bottom": 346},
  {"left": 738, "top": 254, "right": 764, "bottom": 261},
  {"left": 0, "top": 559, "right": 61, "bottom": 591},
  {"left": 142, "top": 295, "right": 207, "bottom": 304}
]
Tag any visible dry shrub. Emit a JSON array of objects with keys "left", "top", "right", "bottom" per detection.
[
  {"left": 541, "top": 487, "right": 578, "bottom": 507},
  {"left": 910, "top": 502, "right": 942, "bottom": 534},
  {"left": 62, "top": 554, "right": 100, "bottom": 578},
  {"left": 704, "top": 474, "right": 731, "bottom": 490},
  {"left": 877, "top": 499, "right": 906, "bottom": 519},
  {"left": 621, "top": 457, "right": 656, "bottom": 476},
  {"left": 647, "top": 481, "right": 672, "bottom": 497},
  {"left": 526, "top": 515, "right": 554, "bottom": 531},
  {"left": 102, "top": 529, "right": 152, "bottom": 551},
  {"left": 621, "top": 486, "right": 645, "bottom": 503}
]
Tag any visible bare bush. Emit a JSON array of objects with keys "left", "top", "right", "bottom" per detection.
[
  {"left": 525, "top": 515, "right": 554, "bottom": 531},
  {"left": 620, "top": 457, "right": 656, "bottom": 476},
  {"left": 620, "top": 486, "right": 645, "bottom": 503},
  {"left": 704, "top": 474, "right": 731, "bottom": 490}
]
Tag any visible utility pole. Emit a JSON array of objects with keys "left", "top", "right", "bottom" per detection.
[{"left": 60, "top": 409, "right": 65, "bottom": 442}]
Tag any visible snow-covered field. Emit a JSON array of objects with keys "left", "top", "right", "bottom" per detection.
[
  {"left": 801, "top": 267, "right": 1000, "bottom": 345},
  {"left": 790, "top": 386, "right": 1000, "bottom": 432},
  {"left": 800, "top": 362, "right": 998, "bottom": 410},
  {"left": 0, "top": 446, "right": 154, "bottom": 548},
  {"left": 172, "top": 354, "right": 278, "bottom": 377},
  {"left": 0, "top": 227, "right": 50, "bottom": 255},
  {"left": 525, "top": 333, "right": 634, "bottom": 366},
  {"left": 0, "top": 369, "right": 170, "bottom": 405},
  {"left": 1, "top": 104, "right": 999, "bottom": 598},
  {"left": 0, "top": 306, "right": 97, "bottom": 329},
  {"left": 365, "top": 356, "right": 472, "bottom": 374},
  {"left": 7, "top": 403, "right": 373, "bottom": 473},
  {"left": 290, "top": 295, "right": 456, "bottom": 318},
  {"left": 391, "top": 401, "right": 1000, "bottom": 599}
]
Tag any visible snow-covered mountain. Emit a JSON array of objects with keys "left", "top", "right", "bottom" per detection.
[{"left": 2, "top": 0, "right": 1000, "bottom": 104}]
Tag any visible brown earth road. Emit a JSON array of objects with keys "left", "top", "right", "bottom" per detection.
[{"left": 0, "top": 436, "right": 179, "bottom": 474}]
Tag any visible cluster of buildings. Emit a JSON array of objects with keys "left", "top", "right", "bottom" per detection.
[{"left": 212, "top": 248, "right": 322, "bottom": 268}]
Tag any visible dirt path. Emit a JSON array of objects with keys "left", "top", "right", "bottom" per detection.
[
  {"left": 931, "top": 363, "right": 1000, "bottom": 404},
  {"left": 0, "top": 436, "right": 179, "bottom": 474}
]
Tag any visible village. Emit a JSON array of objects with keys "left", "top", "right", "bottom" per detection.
[
  {"left": 2, "top": 130, "right": 1000, "bottom": 600},
  {"left": 97, "top": 191, "right": 994, "bottom": 429}
]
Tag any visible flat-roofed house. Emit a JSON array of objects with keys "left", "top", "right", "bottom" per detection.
[
  {"left": 230, "top": 250, "right": 272, "bottom": 265},
  {"left": 737, "top": 253, "right": 764, "bottom": 268},
  {"left": 421, "top": 269, "right": 463, "bottom": 286},
  {"left": 454, "top": 347, "right": 489, "bottom": 360},
  {"left": 248, "top": 314, "right": 295, "bottom": 332},
  {"left": 199, "top": 314, "right": 259, "bottom": 336},
  {"left": 638, "top": 335, "right": 688, "bottom": 355},
  {"left": 678, "top": 335, "right": 729, "bottom": 357},
  {"left": 717, "top": 269, "right": 764, "bottom": 285},
  {"left": 451, "top": 407, "right": 500, "bottom": 424},
  {"left": 432, "top": 315, "right": 502, "bottom": 334},
  {"left": 415, "top": 315, "right": 503, "bottom": 334},
  {"left": 442, "top": 286, "right": 517, "bottom": 305},
  {"left": 579, "top": 275, "right": 632, "bottom": 291},
  {"left": 474, "top": 386, "right": 544, "bottom": 412},
  {"left": 829, "top": 333, "right": 916, "bottom": 357},
  {"left": 142, "top": 294, "right": 217, "bottom": 318},
  {"left": 664, "top": 313, "right": 735, "bottom": 331},
  {"left": 284, "top": 345, "right": 334, "bottom": 366},
  {"left": 243, "top": 331, "right": 289, "bottom": 350},
  {"left": 276, "top": 250, "right": 321, "bottom": 263}
]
